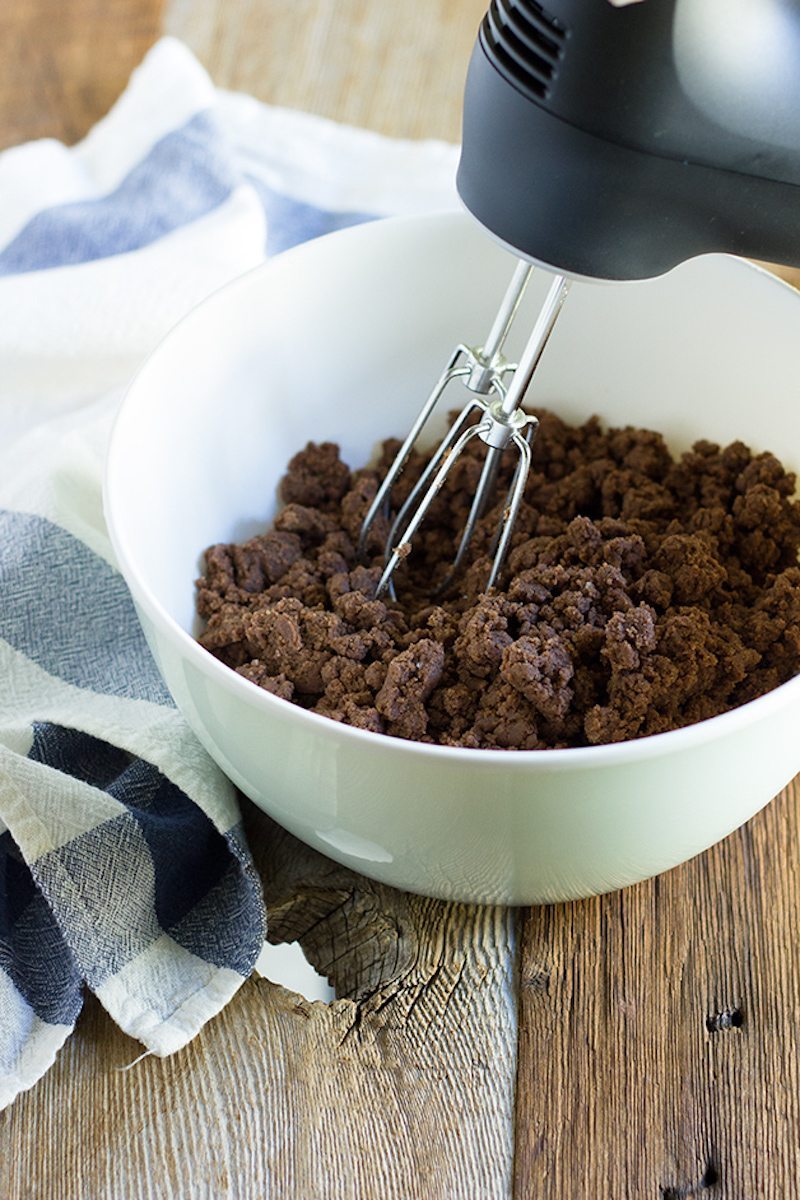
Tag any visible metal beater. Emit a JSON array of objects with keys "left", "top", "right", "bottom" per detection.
[
  {"left": 360, "top": 263, "right": 569, "bottom": 596},
  {"left": 361, "top": 0, "right": 800, "bottom": 595}
]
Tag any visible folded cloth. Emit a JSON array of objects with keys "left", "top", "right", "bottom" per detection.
[{"left": 0, "top": 36, "right": 460, "bottom": 1109}]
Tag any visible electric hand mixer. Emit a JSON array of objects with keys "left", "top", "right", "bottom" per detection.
[{"left": 361, "top": 0, "right": 800, "bottom": 597}]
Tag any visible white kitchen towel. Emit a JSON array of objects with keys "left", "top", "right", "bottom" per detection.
[{"left": 0, "top": 35, "right": 460, "bottom": 1110}]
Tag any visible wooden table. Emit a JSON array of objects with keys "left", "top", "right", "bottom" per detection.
[{"left": 1, "top": 3, "right": 799, "bottom": 1196}]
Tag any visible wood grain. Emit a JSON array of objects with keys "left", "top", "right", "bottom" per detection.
[
  {"left": 0, "top": 810, "right": 517, "bottom": 1200},
  {"left": 164, "top": 0, "right": 488, "bottom": 142},
  {"left": 0, "top": 0, "right": 162, "bottom": 149},
  {"left": 514, "top": 779, "right": 800, "bottom": 1198}
]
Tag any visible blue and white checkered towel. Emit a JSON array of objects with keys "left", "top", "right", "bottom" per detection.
[{"left": 0, "top": 37, "right": 459, "bottom": 1109}]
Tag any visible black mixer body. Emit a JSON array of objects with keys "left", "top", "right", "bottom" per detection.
[
  {"left": 366, "top": 0, "right": 800, "bottom": 592},
  {"left": 457, "top": 0, "right": 800, "bottom": 279}
]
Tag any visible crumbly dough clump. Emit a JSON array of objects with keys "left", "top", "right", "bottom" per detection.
[{"left": 196, "top": 413, "right": 800, "bottom": 748}]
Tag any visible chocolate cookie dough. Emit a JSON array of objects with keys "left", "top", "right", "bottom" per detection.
[{"left": 195, "top": 412, "right": 800, "bottom": 749}]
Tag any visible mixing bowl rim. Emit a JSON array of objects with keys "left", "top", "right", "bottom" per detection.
[{"left": 104, "top": 212, "right": 800, "bottom": 772}]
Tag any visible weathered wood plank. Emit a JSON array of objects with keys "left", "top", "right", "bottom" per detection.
[
  {"left": 257, "top": 817, "right": 518, "bottom": 1200},
  {"left": 0, "top": 808, "right": 517, "bottom": 1200},
  {"left": 514, "top": 778, "right": 800, "bottom": 1198},
  {"left": 0, "top": 0, "right": 163, "bottom": 149},
  {"left": 164, "top": 0, "right": 489, "bottom": 142}
]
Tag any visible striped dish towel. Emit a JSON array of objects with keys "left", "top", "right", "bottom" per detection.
[{"left": 0, "top": 36, "right": 459, "bottom": 1109}]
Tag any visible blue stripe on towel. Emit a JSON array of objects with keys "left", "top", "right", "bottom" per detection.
[
  {"left": 29, "top": 724, "right": 261, "bottom": 979},
  {"left": 0, "top": 831, "right": 83, "bottom": 1026},
  {"left": 36, "top": 811, "right": 162, "bottom": 985},
  {"left": 0, "top": 112, "right": 237, "bottom": 276},
  {"left": 246, "top": 176, "right": 377, "bottom": 255},
  {"left": 114, "top": 759, "right": 262, "bottom": 974},
  {"left": 168, "top": 856, "right": 264, "bottom": 975},
  {"left": 0, "top": 511, "right": 172, "bottom": 705}
]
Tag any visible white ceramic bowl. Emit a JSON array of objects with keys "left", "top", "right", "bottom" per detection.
[{"left": 105, "top": 213, "right": 800, "bottom": 905}]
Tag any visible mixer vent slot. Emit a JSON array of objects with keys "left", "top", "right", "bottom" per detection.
[{"left": 483, "top": 0, "right": 567, "bottom": 99}]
